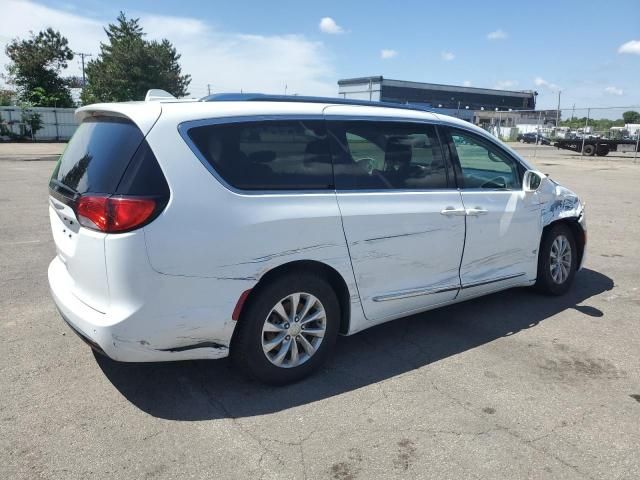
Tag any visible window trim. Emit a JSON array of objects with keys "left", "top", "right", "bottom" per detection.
[
  {"left": 178, "top": 114, "right": 335, "bottom": 196},
  {"left": 442, "top": 125, "right": 526, "bottom": 191},
  {"left": 325, "top": 117, "right": 455, "bottom": 192}
]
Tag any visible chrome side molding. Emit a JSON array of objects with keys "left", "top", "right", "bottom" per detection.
[
  {"left": 372, "top": 272, "right": 526, "bottom": 302},
  {"left": 372, "top": 284, "right": 460, "bottom": 302},
  {"left": 461, "top": 272, "right": 525, "bottom": 289}
]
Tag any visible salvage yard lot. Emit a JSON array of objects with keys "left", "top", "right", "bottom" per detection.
[{"left": 1, "top": 143, "right": 639, "bottom": 479}]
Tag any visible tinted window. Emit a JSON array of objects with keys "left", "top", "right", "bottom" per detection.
[
  {"left": 328, "top": 121, "right": 448, "bottom": 190},
  {"left": 450, "top": 129, "right": 521, "bottom": 189},
  {"left": 115, "top": 141, "right": 170, "bottom": 197},
  {"left": 187, "top": 120, "right": 333, "bottom": 190},
  {"left": 51, "top": 117, "right": 145, "bottom": 194}
]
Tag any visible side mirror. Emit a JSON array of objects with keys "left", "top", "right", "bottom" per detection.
[{"left": 523, "top": 170, "right": 543, "bottom": 192}]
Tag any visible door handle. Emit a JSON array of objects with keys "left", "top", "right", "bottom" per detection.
[
  {"left": 466, "top": 207, "right": 488, "bottom": 216},
  {"left": 440, "top": 207, "right": 467, "bottom": 216}
]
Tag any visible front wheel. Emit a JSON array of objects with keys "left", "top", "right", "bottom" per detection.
[
  {"left": 231, "top": 273, "right": 340, "bottom": 384},
  {"left": 535, "top": 223, "right": 577, "bottom": 295}
]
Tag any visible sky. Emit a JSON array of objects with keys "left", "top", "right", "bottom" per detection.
[{"left": 1, "top": 0, "right": 639, "bottom": 113}]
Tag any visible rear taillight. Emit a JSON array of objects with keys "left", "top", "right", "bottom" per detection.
[{"left": 76, "top": 195, "right": 157, "bottom": 233}]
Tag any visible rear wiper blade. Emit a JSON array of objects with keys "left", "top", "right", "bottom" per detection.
[{"left": 49, "top": 178, "right": 78, "bottom": 197}]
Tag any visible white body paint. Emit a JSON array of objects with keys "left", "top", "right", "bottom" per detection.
[{"left": 48, "top": 99, "right": 586, "bottom": 361}]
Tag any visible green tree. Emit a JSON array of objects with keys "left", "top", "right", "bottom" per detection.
[
  {"left": 0, "top": 89, "right": 15, "bottom": 106},
  {"left": 19, "top": 103, "right": 44, "bottom": 139},
  {"left": 622, "top": 111, "right": 640, "bottom": 124},
  {"left": 5, "top": 28, "right": 74, "bottom": 107},
  {"left": 81, "top": 13, "right": 191, "bottom": 104},
  {"left": 559, "top": 117, "right": 624, "bottom": 131}
]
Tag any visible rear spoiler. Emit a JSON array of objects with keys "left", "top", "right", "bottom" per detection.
[{"left": 75, "top": 101, "right": 162, "bottom": 137}]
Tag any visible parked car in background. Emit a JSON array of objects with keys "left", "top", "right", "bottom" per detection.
[
  {"left": 48, "top": 93, "right": 587, "bottom": 384},
  {"left": 517, "top": 132, "right": 551, "bottom": 145}
]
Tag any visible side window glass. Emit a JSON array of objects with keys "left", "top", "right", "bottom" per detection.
[
  {"left": 345, "top": 133, "right": 385, "bottom": 175},
  {"left": 187, "top": 120, "right": 332, "bottom": 190},
  {"left": 329, "top": 121, "right": 448, "bottom": 190},
  {"left": 451, "top": 130, "right": 520, "bottom": 189}
]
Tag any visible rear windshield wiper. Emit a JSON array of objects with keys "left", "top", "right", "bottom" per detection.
[{"left": 49, "top": 178, "right": 79, "bottom": 199}]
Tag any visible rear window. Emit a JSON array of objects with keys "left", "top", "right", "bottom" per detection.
[
  {"left": 186, "top": 120, "right": 333, "bottom": 190},
  {"left": 51, "top": 117, "right": 145, "bottom": 195}
]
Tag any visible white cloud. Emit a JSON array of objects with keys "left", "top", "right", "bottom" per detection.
[
  {"left": 140, "top": 15, "right": 209, "bottom": 38},
  {"left": 534, "top": 76, "right": 560, "bottom": 91},
  {"left": 494, "top": 80, "right": 517, "bottom": 90},
  {"left": 1, "top": 0, "right": 337, "bottom": 97},
  {"left": 487, "top": 29, "right": 508, "bottom": 40},
  {"left": 618, "top": 40, "right": 640, "bottom": 55},
  {"left": 604, "top": 86, "right": 624, "bottom": 96},
  {"left": 380, "top": 49, "right": 397, "bottom": 59},
  {"left": 441, "top": 51, "right": 455, "bottom": 61},
  {"left": 462, "top": 80, "right": 472, "bottom": 87},
  {"left": 318, "top": 17, "right": 344, "bottom": 35}
]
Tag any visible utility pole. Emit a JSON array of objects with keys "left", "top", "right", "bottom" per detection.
[
  {"left": 556, "top": 90, "right": 561, "bottom": 127},
  {"left": 207, "top": 84, "right": 211, "bottom": 95},
  {"left": 75, "top": 52, "right": 92, "bottom": 87},
  {"left": 534, "top": 111, "right": 542, "bottom": 158},
  {"left": 581, "top": 108, "right": 590, "bottom": 157}
]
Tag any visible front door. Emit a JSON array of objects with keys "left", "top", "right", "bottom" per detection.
[
  {"left": 326, "top": 115, "right": 466, "bottom": 321},
  {"left": 445, "top": 127, "right": 542, "bottom": 299}
]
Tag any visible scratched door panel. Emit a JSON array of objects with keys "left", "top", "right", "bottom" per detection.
[
  {"left": 457, "top": 190, "right": 541, "bottom": 299},
  {"left": 445, "top": 126, "right": 542, "bottom": 299},
  {"left": 337, "top": 191, "right": 465, "bottom": 321}
]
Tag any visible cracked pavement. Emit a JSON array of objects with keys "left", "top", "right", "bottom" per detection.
[{"left": 1, "top": 144, "right": 639, "bottom": 479}]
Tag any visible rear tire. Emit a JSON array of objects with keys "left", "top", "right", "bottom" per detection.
[
  {"left": 582, "top": 144, "right": 596, "bottom": 156},
  {"left": 231, "top": 272, "right": 340, "bottom": 384},
  {"left": 535, "top": 223, "right": 577, "bottom": 295}
]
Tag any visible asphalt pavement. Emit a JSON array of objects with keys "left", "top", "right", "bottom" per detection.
[{"left": 1, "top": 143, "right": 639, "bottom": 479}]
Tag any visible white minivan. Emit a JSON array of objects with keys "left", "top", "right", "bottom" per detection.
[{"left": 48, "top": 93, "right": 586, "bottom": 384}]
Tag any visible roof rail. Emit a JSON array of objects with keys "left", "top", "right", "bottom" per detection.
[{"left": 200, "top": 93, "right": 434, "bottom": 113}]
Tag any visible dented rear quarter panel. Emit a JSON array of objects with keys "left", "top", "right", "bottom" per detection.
[{"left": 141, "top": 104, "right": 367, "bottom": 337}]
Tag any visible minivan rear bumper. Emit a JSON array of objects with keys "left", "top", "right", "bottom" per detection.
[
  {"left": 48, "top": 256, "right": 233, "bottom": 362},
  {"left": 57, "top": 307, "right": 106, "bottom": 356}
]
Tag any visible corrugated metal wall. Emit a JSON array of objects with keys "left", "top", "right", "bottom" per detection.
[{"left": 0, "top": 106, "right": 78, "bottom": 141}]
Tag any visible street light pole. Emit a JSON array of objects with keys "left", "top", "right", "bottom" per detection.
[{"left": 556, "top": 90, "right": 561, "bottom": 127}]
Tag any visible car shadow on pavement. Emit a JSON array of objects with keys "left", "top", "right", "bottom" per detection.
[{"left": 95, "top": 268, "right": 613, "bottom": 420}]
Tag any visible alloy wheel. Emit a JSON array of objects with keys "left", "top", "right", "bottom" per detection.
[
  {"left": 261, "top": 293, "right": 327, "bottom": 368},
  {"left": 550, "top": 234, "right": 572, "bottom": 284}
]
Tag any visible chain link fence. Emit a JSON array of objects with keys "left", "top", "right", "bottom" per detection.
[
  {"left": 476, "top": 106, "right": 640, "bottom": 160},
  {"left": 0, "top": 106, "right": 78, "bottom": 142}
]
